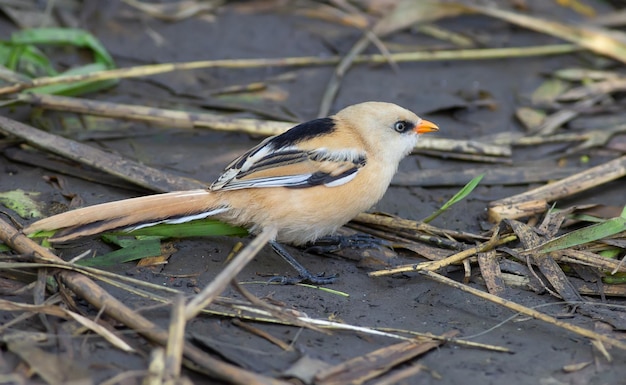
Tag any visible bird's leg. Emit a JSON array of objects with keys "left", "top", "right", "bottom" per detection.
[
  {"left": 269, "top": 241, "right": 337, "bottom": 285},
  {"left": 305, "top": 233, "right": 390, "bottom": 254}
]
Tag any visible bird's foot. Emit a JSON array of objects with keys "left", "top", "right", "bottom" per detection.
[
  {"left": 305, "top": 233, "right": 389, "bottom": 254},
  {"left": 268, "top": 272, "right": 337, "bottom": 285},
  {"left": 269, "top": 241, "right": 337, "bottom": 285}
]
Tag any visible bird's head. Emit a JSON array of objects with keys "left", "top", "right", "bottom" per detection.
[{"left": 334, "top": 101, "right": 438, "bottom": 162}]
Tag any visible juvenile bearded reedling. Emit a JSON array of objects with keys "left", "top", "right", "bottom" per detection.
[{"left": 24, "top": 101, "right": 439, "bottom": 284}]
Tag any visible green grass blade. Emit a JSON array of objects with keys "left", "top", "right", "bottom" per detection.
[
  {"left": 76, "top": 237, "right": 162, "bottom": 267},
  {"left": 120, "top": 218, "right": 248, "bottom": 239},
  {"left": 0, "top": 43, "right": 56, "bottom": 76},
  {"left": 422, "top": 174, "right": 484, "bottom": 223},
  {"left": 11, "top": 28, "right": 115, "bottom": 68},
  {"left": 74, "top": 218, "right": 248, "bottom": 267},
  {"left": 538, "top": 211, "right": 626, "bottom": 253},
  {"left": 603, "top": 274, "right": 626, "bottom": 284},
  {"left": 1, "top": 28, "right": 117, "bottom": 96}
]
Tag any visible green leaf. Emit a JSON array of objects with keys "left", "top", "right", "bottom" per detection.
[
  {"left": 76, "top": 237, "right": 162, "bottom": 267},
  {"left": 0, "top": 28, "right": 117, "bottom": 96},
  {"left": 0, "top": 189, "right": 43, "bottom": 219},
  {"left": 0, "top": 43, "right": 56, "bottom": 77},
  {"left": 101, "top": 234, "right": 135, "bottom": 248},
  {"left": 603, "top": 274, "right": 626, "bottom": 284},
  {"left": 26, "top": 229, "right": 57, "bottom": 240},
  {"left": 599, "top": 248, "right": 622, "bottom": 259},
  {"left": 538, "top": 211, "right": 626, "bottom": 253},
  {"left": 121, "top": 218, "right": 248, "bottom": 238},
  {"left": 11, "top": 28, "right": 115, "bottom": 68},
  {"left": 568, "top": 213, "right": 606, "bottom": 223},
  {"left": 422, "top": 174, "right": 484, "bottom": 223}
]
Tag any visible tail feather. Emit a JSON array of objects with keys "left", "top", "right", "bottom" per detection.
[{"left": 24, "top": 189, "right": 224, "bottom": 242}]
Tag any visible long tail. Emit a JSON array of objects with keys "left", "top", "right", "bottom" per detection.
[{"left": 24, "top": 189, "right": 227, "bottom": 242}]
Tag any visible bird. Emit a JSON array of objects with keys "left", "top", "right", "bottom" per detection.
[{"left": 24, "top": 101, "right": 438, "bottom": 283}]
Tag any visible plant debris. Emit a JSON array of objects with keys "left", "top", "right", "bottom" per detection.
[{"left": 0, "top": 1, "right": 625, "bottom": 384}]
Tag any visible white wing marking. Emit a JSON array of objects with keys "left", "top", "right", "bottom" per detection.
[
  {"left": 324, "top": 170, "right": 359, "bottom": 187},
  {"left": 127, "top": 207, "right": 229, "bottom": 231}
]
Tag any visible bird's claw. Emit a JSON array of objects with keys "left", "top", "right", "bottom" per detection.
[
  {"left": 305, "top": 234, "right": 390, "bottom": 254},
  {"left": 267, "top": 272, "right": 337, "bottom": 285}
]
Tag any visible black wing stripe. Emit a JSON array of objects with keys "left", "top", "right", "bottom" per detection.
[
  {"left": 287, "top": 168, "right": 359, "bottom": 189},
  {"left": 230, "top": 137, "right": 274, "bottom": 170},
  {"left": 269, "top": 117, "right": 336, "bottom": 149},
  {"left": 235, "top": 151, "right": 310, "bottom": 179}
]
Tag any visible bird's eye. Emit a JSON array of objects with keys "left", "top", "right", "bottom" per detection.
[{"left": 394, "top": 121, "right": 409, "bottom": 133}]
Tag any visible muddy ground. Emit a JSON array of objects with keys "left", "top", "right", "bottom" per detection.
[{"left": 1, "top": 1, "right": 626, "bottom": 384}]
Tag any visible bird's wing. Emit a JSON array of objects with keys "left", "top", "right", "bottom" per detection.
[{"left": 210, "top": 141, "right": 367, "bottom": 191}]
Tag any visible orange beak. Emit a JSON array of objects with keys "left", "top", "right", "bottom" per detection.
[{"left": 415, "top": 119, "right": 439, "bottom": 134}]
